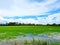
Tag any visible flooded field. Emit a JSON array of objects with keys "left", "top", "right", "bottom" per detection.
[
  {"left": 0, "top": 26, "right": 60, "bottom": 45},
  {"left": 0, "top": 32, "right": 60, "bottom": 45}
]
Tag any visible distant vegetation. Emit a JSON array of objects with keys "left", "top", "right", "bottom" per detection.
[{"left": 0, "top": 22, "right": 60, "bottom": 26}]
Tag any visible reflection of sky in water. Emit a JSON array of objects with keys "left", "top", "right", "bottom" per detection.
[
  {"left": 0, "top": 33, "right": 60, "bottom": 45},
  {"left": 24, "top": 34, "right": 60, "bottom": 42}
]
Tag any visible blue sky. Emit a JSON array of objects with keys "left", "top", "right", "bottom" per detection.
[{"left": 0, "top": 0, "right": 60, "bottom": 24}]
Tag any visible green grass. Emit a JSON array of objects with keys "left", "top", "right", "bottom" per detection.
[
  {"left": 0, "top": 26, "right": 60, "bottom": 39},
  {"left": 0, "top": 26, "right": 60, "bottom": 45}
]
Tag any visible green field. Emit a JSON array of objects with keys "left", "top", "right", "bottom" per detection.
[
  {"left": 0, "top": 26, "right": 60, "bottom": 45},
  {"left": 0, "top": 26, "right": 60, "bottom": 39}
]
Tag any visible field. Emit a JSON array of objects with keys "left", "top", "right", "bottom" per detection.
[
  {"left": 0, "top": 26, "right": 60, "bottom": 45},
  {"left": 0, "top": 26, "right": 60, "bottom": 39}
]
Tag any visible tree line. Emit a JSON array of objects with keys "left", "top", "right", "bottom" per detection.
[{"left": 0, "top": 22, "right": 60, "bottom": 26}]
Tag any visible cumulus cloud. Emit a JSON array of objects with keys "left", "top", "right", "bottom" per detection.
[
  {"left": 16, "top": 18, "right": 39, "bottom": 24},
  {"left": 46, "top": 13, "right": 60, "bottom": 24},
  {"left": 0, "top": 0, "right": 60, "bottom": 24},
  {"left": 0, "top": 13, "right": 60, "bottom": 24},
  {"left": 0, "top": 16, "right": 7, "bottom": 24},
  {"left": 0, "top": 16, "right": 4, "bottom": 21},
  {"left": 0, "top": 0, "right": 59, "bottom": 16}
]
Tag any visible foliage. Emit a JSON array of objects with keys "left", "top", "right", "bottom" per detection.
[{"left": 0, "top": 22, "right": 60, "bottom": 26}]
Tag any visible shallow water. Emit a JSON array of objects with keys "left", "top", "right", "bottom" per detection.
[{"left": 0, "top": 32, "right": 60, "bottom": 45}]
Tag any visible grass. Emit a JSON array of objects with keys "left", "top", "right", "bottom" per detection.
[
  {"left": 0, "top": 26, "right": 60, "bottom": 39},
  {"left": 0, "top": 26, "right": 60, "bottom": 45}
]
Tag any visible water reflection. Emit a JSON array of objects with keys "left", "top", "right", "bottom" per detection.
[{"left": 0, "top": 33, "right": 60, "bottom": 45}]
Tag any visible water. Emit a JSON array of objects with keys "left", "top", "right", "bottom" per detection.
[
  {"left": 0, "top": 32, "right": 60, "bottom": 45},
  {"left": 23, "top": 34, "right": 60, "bottom": 42}
]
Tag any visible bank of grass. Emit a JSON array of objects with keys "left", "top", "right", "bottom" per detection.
[{"left": 0, "top": 26, "right": 60, "bottom": 39}]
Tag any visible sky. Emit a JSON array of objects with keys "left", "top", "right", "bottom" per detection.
[{"left": 0, "top": 0, "right": 60, "bottom": 24}]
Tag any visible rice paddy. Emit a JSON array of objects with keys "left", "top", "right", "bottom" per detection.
[{"left": 0, "top": 26, "right": 60, "bottom": 45}]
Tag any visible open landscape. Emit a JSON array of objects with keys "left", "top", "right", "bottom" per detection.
[
  {"left": 0, "top": 0, "right": 60, "bottom": 45},
  {"left": 0, "top": 26, "right": 60, "bottom": 39},
  {"left": 0, "top": 26, "right": 60, "bottom": 45}
]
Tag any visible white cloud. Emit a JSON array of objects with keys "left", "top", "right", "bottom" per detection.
[
  {"left": 0, "top": 0, "right": 59, "bottom": 16},
  {"left": 0, "top": 16, "right": 7, "bottom": 24},
  {"left": 0, "top": 0, "right": 60, "bottom": 24},
  {"left": 0, "top": 13, "right": 60, "bottom": 24},
  {"left": 46, "top": 13, "right": 60, "bottom": 24},
  {"left": 0, "top": 16, "right": 4, "bottom": 21},
  {"left": 16, "top": 18, "right": 39, "bottom": 24},
  {"left": 6, "top": 18, "right": 39, "bottom": 24},
  {"left": 37, "top": 17, "right": 47, "bottom": 24},
  {"left": 0, "top": 16, "right": 39, "bottom": 24}
]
